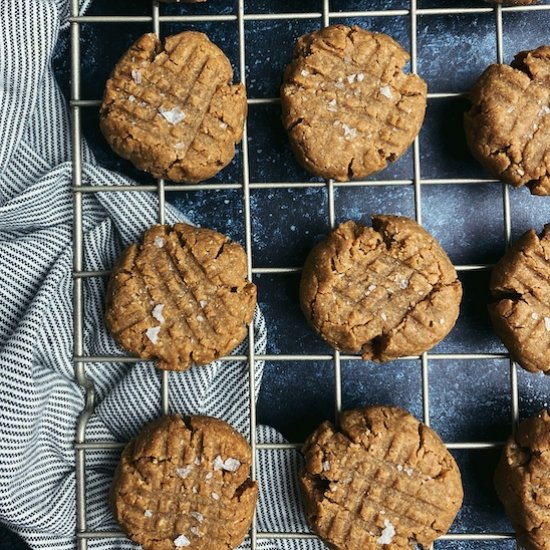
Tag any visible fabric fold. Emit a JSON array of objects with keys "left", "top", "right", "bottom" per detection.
[{"left": 0, "top": 1, "right": 322, "bottom": 549}]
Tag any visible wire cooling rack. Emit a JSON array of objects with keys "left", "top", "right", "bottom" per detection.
[{"left": 70, "top": 1, "right": 550, "bottom": 549}]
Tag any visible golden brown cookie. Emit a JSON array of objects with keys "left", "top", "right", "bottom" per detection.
[
  {"left": 464, "top": 46, "right": 550, "bottom": 195},
  {"left": 280, "top": 24, "right": 427, "bottom": 181},
  {"left": 495, "top": 409, "right": 550, "bottom": 550},
  {"left": 111, "top": 415, "right": 257, "bottom": 550},
  {"left": 489, "top": 224, "right": 550, "bottom": 374},
  {"left": 106, "top": 224, "right": 256, "bottom": 371},
  {"left": 100, "top": 32, "right": 246, "bottom": 183},
  {"left": 300, "top": 216, "right": 462, "bottom": 361},
  {"left": 300, "top": 406, "right": 463, "bottom": 549}
]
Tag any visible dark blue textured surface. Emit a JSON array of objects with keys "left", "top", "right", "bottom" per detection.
[{"left": 6, "top": 1, "right": 550, "bottom": 548}]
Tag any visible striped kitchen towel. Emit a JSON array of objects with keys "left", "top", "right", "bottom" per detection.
[{"left": 0, "top": 1, "right": 322, "bottom": 548}]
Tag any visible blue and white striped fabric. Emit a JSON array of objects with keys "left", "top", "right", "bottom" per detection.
[{"left": 0, "top": 1, "right": 323, "bottom": 549}]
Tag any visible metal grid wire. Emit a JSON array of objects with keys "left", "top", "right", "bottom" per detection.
[{"left": 69, "top": 1, "right": 550, "bottom": 548}]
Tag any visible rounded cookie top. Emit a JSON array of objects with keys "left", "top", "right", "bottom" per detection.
[
  {"left": 300, "top": 216, "right": 462, "bottom": 361},
  {"left": 495, "top": 409, "right": 550, "bottom": 550},
  {"left": 280, "top": 24, "right": 427, "bottom": 181},
  {"left": 489, "top": 224, "right": 550, "bottom": 374},
  {"left": 111, "top": 414, "right": 257, "bottom": 550},
  {"left": 106, "top": 223, "right": 256, "bottom": 371},
  {"left": 464, "top": 46, "right": 550, "bottom": 195},
  {"left": 100, "top": 32, "right": 247, "bottom": 183},
  {"left": 300, "top": 406, "right": 463, "bottom": 550}
]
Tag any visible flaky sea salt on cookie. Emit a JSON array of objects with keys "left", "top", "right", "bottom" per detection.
[
  {"left": 300, "top": 406, "right": 463, "bottom": 549},
  {"left": 105, "top": 224, "right": 256, "bottom": 371},
  {"left": 495, "top": 410, "right": 550, "bottom": 550},
  {"left": 300, "top": 215, "right": 462, "bottom": 360},
  {"left": 490, "top": 224, "right": 550, "bottom": 374},
  {"left": 111, "top": 415, "right": 257, "bottom": 550},
  {"left": 281, "top": 24, "right": 427, "bottom": 181},
  {"left": 465, "top": 46, "right": 550, "bottom": 195},
  {"left": 100, "top": 32, "right": 246, "bottom": 183}
]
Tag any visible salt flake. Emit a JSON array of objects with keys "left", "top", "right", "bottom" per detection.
[
  {"left": 404, "top": 466, "right": 413, "bottom": 476},
  {"left": 154, "top": 236, "right": 165, "bottom": 248},
  {"left": 347, "top": 74, "right": 356, "bottom": 84},
  {"left": 159, "top": 106, "right": 186, "bottom": 125},
  {"left": 341, "top": 123, "right": 357, "bottom": 140},
  {"left": 542, "top": 105, "right": 550, "bottom": 115},
  {"left": 191, "top": 511, "right": 204, "bottom": 523},
  {"left": 205, "top": 472, "right": 213, "bottom": 480},
  {"left": 381, "top": 312, "right": 387, "bottom": 321},
  {"left": 368, "top": 284, "right": 377, "bottom": 292},
  {"left": 219, "top": 121, "right": 228, "bottom": 129},
  {"left": 223, "top": 458, "right": 241, "bottom": 472},
  {"left": 211, "top": 492, "right": 220, "bottom": 500},
  {"left": 322, "top": 460, "right": 330, "bottom": 472},
  {"left": 176, "top": 465, "right": 192, "bottom": 479},
  {"left": 174, "top": 534, "right": 190, "bottom": 548},
  {"left": 128, "top": 95, "right": 136, "bottom": 102},
  {"left": 357, "top": 73, "right": 365, "bottom": 82},
  {"left": 545, "top": 317, "right": 550, "bottom": 332},
  {"left": 377, "top": 519, "right": 395, "bottom": 545},
  {"left": 327, "top": 98, "right": 337, "bottom": 112},
  {"left": 144, "top": 509, "right": 153, "bottom": 517},
  {"left": 399, "top": 279, "right": 409, "bottom": 289},
  {"left": 131, "top": 69, "right": 142, "bottom": 84},
  {"left": 190, "top": 527, "right": 200, "bottom": 536},
  {"left": 301, "top": 69, "right": 309, "bottom": 77},
  {"left": 196, "top": 315, "right": 205, "bottom": 322},
  {"left": 199, "top": 300, "right": 208, "bottom": 308},
  {"left": 152, "top": 304, "right": 165, "bottom": 324},
  {"left": 379, "top": 86, "right": 393, "bottom": 99},
  {"left": 146, "top": 326, "right": 160, "bottom": 344},
  {"left": 532, "top": 312, "right": 540, "bottom": 320},
  {"left": 194, "top": 456, "right": 201, "bottom": 465}
]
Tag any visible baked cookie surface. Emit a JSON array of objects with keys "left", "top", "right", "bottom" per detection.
[
  {"left": 490, "top": 225, "right": 550, "bottom": 374},
  {"left": 465, "top": 46, "right": 550, "bottom": 195},
  {"left": 495, "top": 410, "right": 550, "bottom": 550},
  {"left": 300, "top": 406, "right": 463, "bottom": 549},
  {"left": 111, "top": 415, "right": 257, "bottom": 550},
  {"left": 300, "top": 216, "right": 462, "bottom": 361},
  {"left": 280, "top": 24, "right": 427, "bottom": 181},
  {"left": 100, "top": 32, "right": 246, "bottom": 183},
  {"left": 106, "top": 223, "right": 256, "bottom": 371}
]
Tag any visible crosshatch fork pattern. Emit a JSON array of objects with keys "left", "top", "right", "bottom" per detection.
[{"left": 69, "top": 1, "right": 550, "bottom": 549}]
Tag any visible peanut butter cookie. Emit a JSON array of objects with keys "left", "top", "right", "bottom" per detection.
[
  {"left": 300, "top": 216, "right": 462, "bottom": 360},
  {"left": 495, "top": 409, "right": 550, "bottom": 550},
  {"left": 490, "top": 224, "right": 550, "bottom": 374},
  {"left": 281, "top": 24, "right": 427, "bottom": 181},
  {"left": 111, "top": 415, "right": 257, "bottom": 550},
  {"left": 100, "top": 32, "right": 246, "bottom": 183},
  {"left": 300, "top": 406, "right": 463, "bottom": 549},
  {"left": 106, "top": 224, "right": 256, "bottom": 371},
  {"left": 465, "top": 46, "right": 550, "bottom": 195}
]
